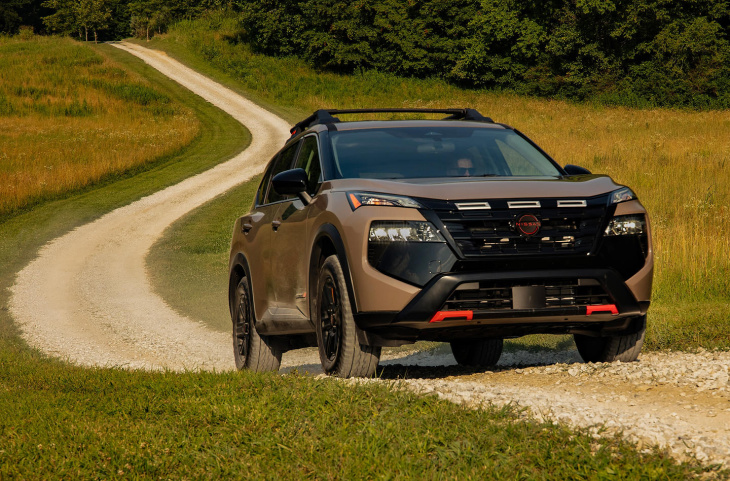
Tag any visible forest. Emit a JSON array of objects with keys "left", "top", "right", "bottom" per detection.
[{"left": 2, "top": 0, "right": 729, "bottom": 108}]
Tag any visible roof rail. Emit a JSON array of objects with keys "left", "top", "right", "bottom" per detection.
[{"left": 289, "top": 108, "right": 493, "bottom": 136}]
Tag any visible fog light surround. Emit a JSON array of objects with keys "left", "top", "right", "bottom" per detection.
[
  {"left": 369, "top": 221, "right": 445, "bottom": 243},
  {"left": 604, "top": 214, "right": 646, "bottom": 236}
]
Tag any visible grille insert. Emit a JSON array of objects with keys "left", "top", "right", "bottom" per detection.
[
  {"left": 425, "top": 197, "right": 608, "bottom": 257},
  {"left": 443, "top": 279, "right": 613, "bottom": 311}
]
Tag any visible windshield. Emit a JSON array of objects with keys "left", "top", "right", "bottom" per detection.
[{"left": 329, "top": 126, "right": 561, "bottom": 179}]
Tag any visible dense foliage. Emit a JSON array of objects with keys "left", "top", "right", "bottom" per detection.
[
  {"left": 1, "top": 0, "right": 729, "bottom": 107},
  {"left": 233, "top": 0, "right": 730, "bottom": 108}
]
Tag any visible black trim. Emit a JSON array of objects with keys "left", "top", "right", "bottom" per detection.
[
  {"left": 289, "top": 108, "right": 494, "bottom": 136},
  {"left": 228, "top": 252, "right": 252, "bottom": 319},
  {"left": 309, "top": 224, "right": 358, "bottom": 313},
  {"left": 354, "top": 268, "right": 642, "bottom": 342}
]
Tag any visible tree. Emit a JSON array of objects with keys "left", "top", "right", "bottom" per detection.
[
  {"left": 75, "top": 0, "right": 111, "bottom": 42},
  {"left": 0, "top": 0, "right": 31, "bottom": 34}
]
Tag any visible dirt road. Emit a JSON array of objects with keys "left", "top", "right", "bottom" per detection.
[
  {"left": 9, "top": 43, "right": 730, "bottom": 467},
  {"left": 10, "top": 42, "right": 290, "bottom": 371}
]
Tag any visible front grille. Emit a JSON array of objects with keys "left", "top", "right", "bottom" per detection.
[
  {"left": 423, "top": 196, "right": 608, "bottom": 257},
  {"left": 443, "top": 279, "right": 613, "bottom": 311}
]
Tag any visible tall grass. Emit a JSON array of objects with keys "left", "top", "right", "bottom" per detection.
[
  {"left": 0, "top": 36, "right": 199, "bottom": 219},
  {"left": 144, "top": 13, "right": 729, "bottom": 350}
]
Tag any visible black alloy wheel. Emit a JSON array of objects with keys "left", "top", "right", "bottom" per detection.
[
  {"left": 234, "top": 281, "right": 252, "bottom": 367},
  {"left": 232, "top": 277, "right": 281, "bottom": 372},
  {"left": 319, "top": 275, "right": 342, "bottom": 369},
  {"left": 315, "top": 255, "right": 381, "bottom": 377}
]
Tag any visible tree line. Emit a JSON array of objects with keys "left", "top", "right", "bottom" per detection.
[
  {"left": 2, "top": 0, "right": 729, "bottom": 108},
  {"left": 0, "top": 0, "right": 228, "bottom": 42}
]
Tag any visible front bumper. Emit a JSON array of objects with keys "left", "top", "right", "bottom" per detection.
[{"left": 354, "top": 268, "right": 648, "bottom": 343}]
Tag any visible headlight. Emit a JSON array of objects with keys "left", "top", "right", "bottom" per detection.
[
  {"left": 348, "top": 192, "right": 422, "bottom": 210},
  {"left": 609, "top": 187, "right": 636, "bottom": 204},
  {"left": 369, "top": 221, "right": 445, "bottom": 242},
  {"left": 604, "top": 215, "right": 645, "bottom": 236}
]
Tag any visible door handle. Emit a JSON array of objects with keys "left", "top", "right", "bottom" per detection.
[
  {"left": 242, "top": 223, "right": 253, "bottom": 234},
  {"left": 271, "top": 220, "right": 282, "bottom": 231}
]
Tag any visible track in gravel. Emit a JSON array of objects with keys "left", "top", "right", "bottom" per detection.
[{"left": 9, "top": 43, "right": 730, "bottom": 467}]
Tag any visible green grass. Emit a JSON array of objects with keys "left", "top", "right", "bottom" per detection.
[{"left": 0, "top": 356, "right": 714, "bottom": 479}]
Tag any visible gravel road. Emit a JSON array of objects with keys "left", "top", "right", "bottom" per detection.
[{"left": 9, "top": 43, "right": 730, "bottom": 468}]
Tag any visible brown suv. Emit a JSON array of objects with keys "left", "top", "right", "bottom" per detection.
[{"left": 229, "top": 109, "right": 653, "bottom": 377}]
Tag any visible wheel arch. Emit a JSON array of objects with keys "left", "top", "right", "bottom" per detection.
[
  {"left": 229, "top": 253, "right": 252, "bottom": 319},
  {"left": 309, "top": 224, "right": 359, "bottom": 314}
]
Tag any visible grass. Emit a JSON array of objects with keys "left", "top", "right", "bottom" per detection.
[
  {"left": 0, "top": 36, "right": 201, "bottom": 220},
  {"left": 0, "top": 355, "right": 715, "bottom": 479},
  {"left": 143, "top": 13, "right": 730, "bottom": 351}
]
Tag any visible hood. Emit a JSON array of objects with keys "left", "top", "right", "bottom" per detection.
[{"left": 327, "top": 175, "right": 622, "bottom": 200}]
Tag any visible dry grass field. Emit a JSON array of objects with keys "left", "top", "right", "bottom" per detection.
[{"left": 0, "top": 36, "right": 199, "bottom": 219}]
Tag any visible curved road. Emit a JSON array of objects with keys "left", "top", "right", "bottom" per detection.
[
  {"left": 9, "top": 43, "right": 730, "bottom": 467},
  {"left": 10, "top": 42, "right": 290, "bottom": 371}
]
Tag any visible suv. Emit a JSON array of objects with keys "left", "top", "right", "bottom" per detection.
[{"left": 228, "top": 109, "right": 652, "bottom": 377}]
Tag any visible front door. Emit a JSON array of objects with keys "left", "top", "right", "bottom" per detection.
[{"left": 270, "top": 135, "right": 323, "bottom": 317}]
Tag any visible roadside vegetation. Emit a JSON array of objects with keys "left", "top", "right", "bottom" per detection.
[
  {"left": 146, "top": 14, "right": 730, "bottom": 352},
  {"left": 5, "top": 0, "right": 730, "bottom": 109},
  {"left": 0, "top": 35, "right": 201, "bottom": 220}
]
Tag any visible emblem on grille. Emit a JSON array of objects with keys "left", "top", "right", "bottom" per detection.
[{"left": 515, "top": 214, "right": 541, "bottom": 236}]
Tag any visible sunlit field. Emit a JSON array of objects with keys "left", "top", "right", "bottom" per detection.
[{"left": 0, "top": 36, "right": 199, "bottom": 219}]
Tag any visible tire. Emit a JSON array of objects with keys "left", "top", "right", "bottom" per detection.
[
  {"left": 232, "top": 277, "right": 281, "bottom": 372},
  {"left": 574, "top": 315, "right": 646, "bottom": 363},
  {"left": 450, "top": 338, "right": 503, "bottom": 367},
  {"left": 315, "top": 255, "right": 381, "bottom": 378}
]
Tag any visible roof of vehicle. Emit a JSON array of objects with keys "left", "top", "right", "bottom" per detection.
[
  {"left": 288, "top": 108, "right": 497, "bottom": 138},
  {"left": 328, "top": 119, "right": 508, "bottom": 132}
]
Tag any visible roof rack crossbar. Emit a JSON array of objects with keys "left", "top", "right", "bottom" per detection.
[{"left": 289, "top": 108, "right": 493, "bottom": 136}]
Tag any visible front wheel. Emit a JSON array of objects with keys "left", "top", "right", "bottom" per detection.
[
  {"left": 574, "top": 315, "right": 646, "bottom": 363},
  {"left": 232, "top": 277, "right": 281, "bottom": 372},
  {"left": 315, "top": 255, "right": 381, "bottom": 378}
]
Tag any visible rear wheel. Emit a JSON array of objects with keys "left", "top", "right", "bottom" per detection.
[
  {"left": 574, "top": 315, "right": 646, "bottom": 363},
  {"left": 315, "top": 255, "right": 381, "bottom": 378},
  {"left": 450, "top": 338, "right": 503, "bottom": 367},
  {"left": 232, "top": 277, "right": 281, "bottom": 372}
]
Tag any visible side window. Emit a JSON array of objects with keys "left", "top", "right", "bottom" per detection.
[
  {"left": 256, "top": 159, "right": 276, "bottom": 206},
  {"left": 294, "top": 135, "right": 322, "bottom": 195},
  {"left": 265, "top": 142, "right": 299, "bottom": 204}
]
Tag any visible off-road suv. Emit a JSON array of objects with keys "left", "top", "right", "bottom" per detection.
[{"left": 228, "top": 109, "right": 652, "bottom": 377}]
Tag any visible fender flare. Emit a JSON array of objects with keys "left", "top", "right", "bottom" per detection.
[
  {"left": 228, "top": 252, "right": 253, "bottom": 320},
  {"left": 309, "top": 223, "right": 359, "bottom": 314}
]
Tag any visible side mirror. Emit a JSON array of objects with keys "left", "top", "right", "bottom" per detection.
[
  {"left": 563, "top": 164, "right": 592, "bottom": 175},
  {"left": 272, "top": 168, "right": 312, "bottom": 204}
]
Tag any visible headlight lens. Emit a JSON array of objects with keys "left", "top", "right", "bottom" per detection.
[
  {"left": 369, "top": 221, "right": 445, "bottom": 242},
  {"left": 348, "top": 192, "right": 422, "bottom": 210},
  {"left": 609, "top": 187, "right": 636, "bottom": 204},
  {"left": 604, "top": 215, "right": 646, "bottom": 236}
]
